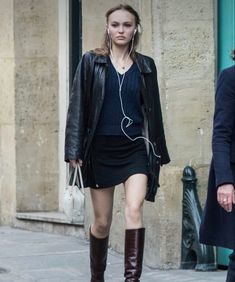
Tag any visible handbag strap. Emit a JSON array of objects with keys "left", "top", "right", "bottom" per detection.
[
  {"left": 69, "top": 164, "right": 85, "bottom": 195},
  {"left": 77, "top": 165, "right": 85, "bottom": 195},
  {"left": 68, "top": 165, "right": 78, "bottom": 186},
  {"left": 77, "top": 165, "right": 84, "bottom": 190}
]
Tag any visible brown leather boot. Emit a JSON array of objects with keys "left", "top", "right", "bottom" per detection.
[
  {"left": 124, "top": 228, "right": 145, "bottom": 282},
  {"left": 90, "top": 228, "right": 109, "bottom": 282}
]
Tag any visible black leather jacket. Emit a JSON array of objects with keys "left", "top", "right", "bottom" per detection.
[{"left": 65, "top": 51, "right": 170, "bottom": 201}]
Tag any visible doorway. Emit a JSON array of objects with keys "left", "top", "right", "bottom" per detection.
[{"left": 218, "top": 0, "right": 235, "bottom": 70}]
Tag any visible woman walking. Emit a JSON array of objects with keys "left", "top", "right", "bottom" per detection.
[{"left": 65, "top": 4, "right": 170, "bottom": 281}]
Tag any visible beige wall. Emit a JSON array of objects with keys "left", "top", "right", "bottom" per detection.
[
  {"left": 0, "top": 0, "right": 16, "bottom": 224},
  {"left": 0, "top": 0, "right": 60, "bottom": 223},
  {"left": 14, "top": 0, "right": 59, "bottom": 212},
  {"left": 83, "top": 0, "right": 216, "bottom": 268}
]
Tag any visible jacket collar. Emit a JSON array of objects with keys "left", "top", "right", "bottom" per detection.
[
  {"left": 134, "top": 53, "right": 152, "bottom": 74},
  {"left": 94, "top": 55, "right": 108, "bottom": 64},
  {"left": 94, "top": 52, "right": 152, "bottom": 74}
]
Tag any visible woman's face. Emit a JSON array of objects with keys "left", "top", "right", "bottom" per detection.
[{"left": 107, "top": 9, "right": 136, "bottom": 47}]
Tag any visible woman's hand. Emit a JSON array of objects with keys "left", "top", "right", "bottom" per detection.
[
  {"left": 69, "top": 159, "right": 83, "bottom": 167},
  {"left": 217, "top": 184, "right": 235, "bottom": 212}
]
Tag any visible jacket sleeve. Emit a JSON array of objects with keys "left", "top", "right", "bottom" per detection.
[
  {"left": 149, "top": 58, "right": 170, "bottom": 165},
  {"left": 64, "top": 53, "right": 90, "bottom": 162},
  {"left": 212, "top": 68, "right": 235, "bottom": 188}
]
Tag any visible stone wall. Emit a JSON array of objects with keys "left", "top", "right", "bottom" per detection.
[
  {"left": 83, "top": 0, "right": 216, "bottom": 268},
  {"left": 0, "top": 0, "right": 60, "bottom": 224},
  {"left": 0, "top": 0, "right": 16, "bottom": 224},
  {"left": 14, "top": 0, "right": 59, "bottom": 212}
]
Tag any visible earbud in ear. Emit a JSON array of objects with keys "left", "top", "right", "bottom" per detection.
[
  {"left": 134, "top": 29, "right": 137, "bottom": 35},
  {"left": 107, "top": 28, "right": 110, "bottom": 35}
]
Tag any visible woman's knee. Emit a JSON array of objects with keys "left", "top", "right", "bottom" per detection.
[
  {"left": 93, "top": 217, "right": 112, "bottom": 234},
  {"left": 125, "top": 203, "right": 142, "bottom": 223}
]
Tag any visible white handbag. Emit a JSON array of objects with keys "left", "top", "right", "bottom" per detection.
[{"left": 63, "top": 164, "right": 85, "bottom": 223}]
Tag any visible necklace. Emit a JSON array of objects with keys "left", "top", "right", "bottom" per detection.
[
  {"left": 110, "top": 50, "right": 130, "bottom": 73},
  {"left": 110, "top": 50, "right": 133, "bottom": 128}
]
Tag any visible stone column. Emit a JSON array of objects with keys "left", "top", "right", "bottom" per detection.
[
  {"left": 0, "top": 0, "right": 16, "bottom": 224},
  {"left": 14, "top": 0, "right": 59, "bottom": 212},
  {"left": 143, "top": 0, "right": 215, "bottom": 268}
]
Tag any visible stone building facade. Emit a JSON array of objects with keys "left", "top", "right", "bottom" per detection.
[{"left": 0, "top": 0, "right": 220, "bottom": 268}]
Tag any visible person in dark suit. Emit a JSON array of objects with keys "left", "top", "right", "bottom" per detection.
[{"left": 200, "top": 50, "right": 235, "bottom": 282}]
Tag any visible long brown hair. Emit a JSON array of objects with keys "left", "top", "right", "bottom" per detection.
[{"left": 94, "top": 4, "right": 141, "bottom": 58}]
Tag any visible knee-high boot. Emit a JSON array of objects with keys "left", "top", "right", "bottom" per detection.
[
  {"left": 124, "top": 228, "right": 145, "bottom": 282},
  {"left": 90, "top": 228, "right": 109, "bottom": 282},
  {"left": 226, "top": 250, "right": 235, "bottom": 282}
]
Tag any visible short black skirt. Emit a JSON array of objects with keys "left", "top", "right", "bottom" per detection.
[{"left": 90, "top": 135, "right": 149, "bottom": 189}]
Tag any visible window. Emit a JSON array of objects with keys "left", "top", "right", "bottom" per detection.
[{"left": 69, "top": 0, "right": 82, "bottom": 85}]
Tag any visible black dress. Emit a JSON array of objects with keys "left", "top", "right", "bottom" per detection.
[
  {"left": 90, "top": 135, "right": 149, "bottom": 188},
  {"left": 89, "top": 60, "right": 149, "bottom": 189}
]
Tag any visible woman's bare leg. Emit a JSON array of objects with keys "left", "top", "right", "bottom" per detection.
[
  {"left": 89, "top": 187, "right": 115, "bottom": 282},
  {"left": 90, "top": 187, "right": 115, "bottom": 238},
  {"left": 123, "top": 174, "right": 147, "bottom": 281},
  {"left": 124, "top": 174, "right": 147, "bottom": 229}
]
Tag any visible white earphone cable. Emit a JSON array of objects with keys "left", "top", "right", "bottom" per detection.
[{"left": 109, "top": 38, "right": 161, "bottom": 159}]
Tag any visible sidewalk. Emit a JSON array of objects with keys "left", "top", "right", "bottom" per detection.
[{"left": 0, "top": 226, "right": 226, "bottom": 282}]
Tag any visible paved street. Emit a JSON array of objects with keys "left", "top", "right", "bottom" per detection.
[{"left": 0, "top": 226, "right": 227, "bottom": 282}]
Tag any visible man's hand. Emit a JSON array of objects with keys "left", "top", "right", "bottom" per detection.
[{"left": 217, "top": 184, "right": 235, "bottom": 212}]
